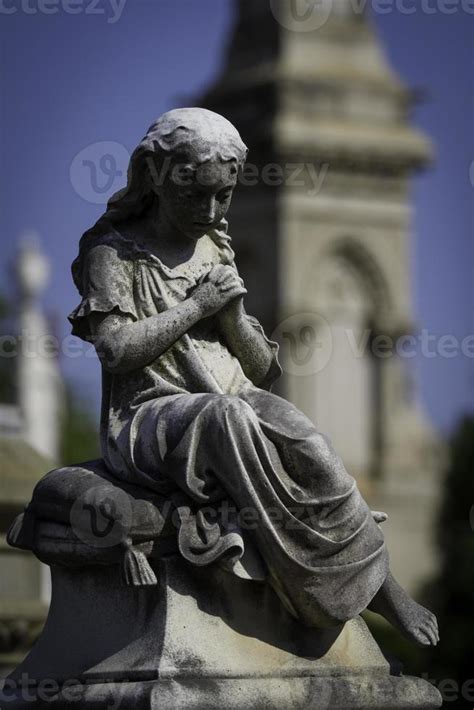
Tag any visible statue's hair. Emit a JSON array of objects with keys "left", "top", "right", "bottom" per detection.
[{"left": 73, "top": 108, "right": 248, "bottom": 289}]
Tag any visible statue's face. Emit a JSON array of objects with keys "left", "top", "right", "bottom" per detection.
[{"left": 156, "top": 159, "right": 238, "bottom": 240}]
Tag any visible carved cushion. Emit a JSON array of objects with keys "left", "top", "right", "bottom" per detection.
[
  {"left": 28, "top": 459, "right": 172, "bottom": 541},
  {"left": 7, "top": 460, "right": 177, "bottom": 586}
]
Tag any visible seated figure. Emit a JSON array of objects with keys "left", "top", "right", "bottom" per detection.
[{"left": 6, "top": 108, "right": 440, "bottom": 710}]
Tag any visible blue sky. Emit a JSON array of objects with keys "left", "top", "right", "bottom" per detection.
[{"left": 0, "top": 0, "right": 472, "bottom": 434}]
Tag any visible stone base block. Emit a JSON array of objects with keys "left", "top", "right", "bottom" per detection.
[
  {"left": 2, "top": 674, "right": 442, "bottom": 709},
  {"left": 2, "top": 557, "right": 442, "bottom": 709}
]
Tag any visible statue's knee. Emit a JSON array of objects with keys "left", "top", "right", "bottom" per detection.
[
  {"left": 309, "top": 431, "right": 337, "bottom": 468},
  {"left": 204, "top": 395, "right": 256, "bottom": 431}
]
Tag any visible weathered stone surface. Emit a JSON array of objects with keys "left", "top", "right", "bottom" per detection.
[{"left": 3, "top": 557, "right": 441, "bottom": 709}]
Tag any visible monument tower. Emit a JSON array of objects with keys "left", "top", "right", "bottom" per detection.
[
  {"left": 200, "top": 0, "right": 443, "bottom": 592},
  {"left": 0, "top": 237, "right": 63, "bottom": 673}
]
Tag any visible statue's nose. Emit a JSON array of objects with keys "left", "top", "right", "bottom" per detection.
[{"left": 199, "top": 197, "right": 217, "bottom": 223}]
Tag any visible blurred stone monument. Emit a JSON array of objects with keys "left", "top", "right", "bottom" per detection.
[
  {"left": 200, "top": 0, "right": 444, "bottom": 594},
  {"left": 0, "top": 236, "right": 63, "bottom": 673}
]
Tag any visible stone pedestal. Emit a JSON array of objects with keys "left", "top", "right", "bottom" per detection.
[{"left": 2, "top": 557, "right": 442, "bottom": 709}]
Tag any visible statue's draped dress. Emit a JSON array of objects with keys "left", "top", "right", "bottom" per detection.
[{"left": 69, "top": 222, "right": 389, "bottom": 628}]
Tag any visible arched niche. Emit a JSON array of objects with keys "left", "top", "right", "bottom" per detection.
[{"left": 304, "top": 238, "right": 391, "bottom": 481}]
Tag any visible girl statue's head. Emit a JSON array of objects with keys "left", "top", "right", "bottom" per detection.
[
  {"left": 73, "top": 109, "right": 247, "bottom": 290},
  {"left": 96, "top": 108, "right": 248, "bottom": 241}
]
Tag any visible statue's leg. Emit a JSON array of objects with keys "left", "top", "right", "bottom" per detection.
[
  {"left": 137, "top": 391, "right": 388, "bottom": 628},
  {"left": 240, "top": 387, "right": 358, "bottom": 485},
  {"left": 239, "top": 388, "right": 439, "bottom": 647}
]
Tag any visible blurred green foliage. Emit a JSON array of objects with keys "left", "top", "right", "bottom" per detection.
[
  {"left": 425, "top": 415, "right": 474, "bottom": 707},
  {"left": 366, "top": 416, "right": 474, "bottom": 708},
  {"left": 60, "top": 385, "right": 100, "bottom": 465}
]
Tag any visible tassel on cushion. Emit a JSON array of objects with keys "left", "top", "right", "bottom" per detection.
[
  {"left": 120, "top": 538, "right": 157, "bottom": 587},
  {"left": 7, "top": 513, "right": 26, "bottom": 547},
  {"left": 7, "top": 508, "right": 37, "bottom": 550},
  {"left": 371, "top": 510, "right": 388, "bottom": 525}
]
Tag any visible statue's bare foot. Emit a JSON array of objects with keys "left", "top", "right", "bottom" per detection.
[{"left": 368, "top": 572, "right": 439, "bottom": 647}]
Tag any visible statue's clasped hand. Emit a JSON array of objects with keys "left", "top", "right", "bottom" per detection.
[{"left": 192, "top": 265, "right": 247, "bottom": 320}]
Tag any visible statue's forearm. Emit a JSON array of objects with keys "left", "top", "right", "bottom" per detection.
[
  {"left": 91, "top": 298, "right": 204, "bottom": 374},
  {"left": 219, "top": 315, "right": 274, "bottom": 386}
]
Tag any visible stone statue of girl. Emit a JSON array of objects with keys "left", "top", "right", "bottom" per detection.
[{"left": 69, "top": 108, "right": 438, "bottom": 646}]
